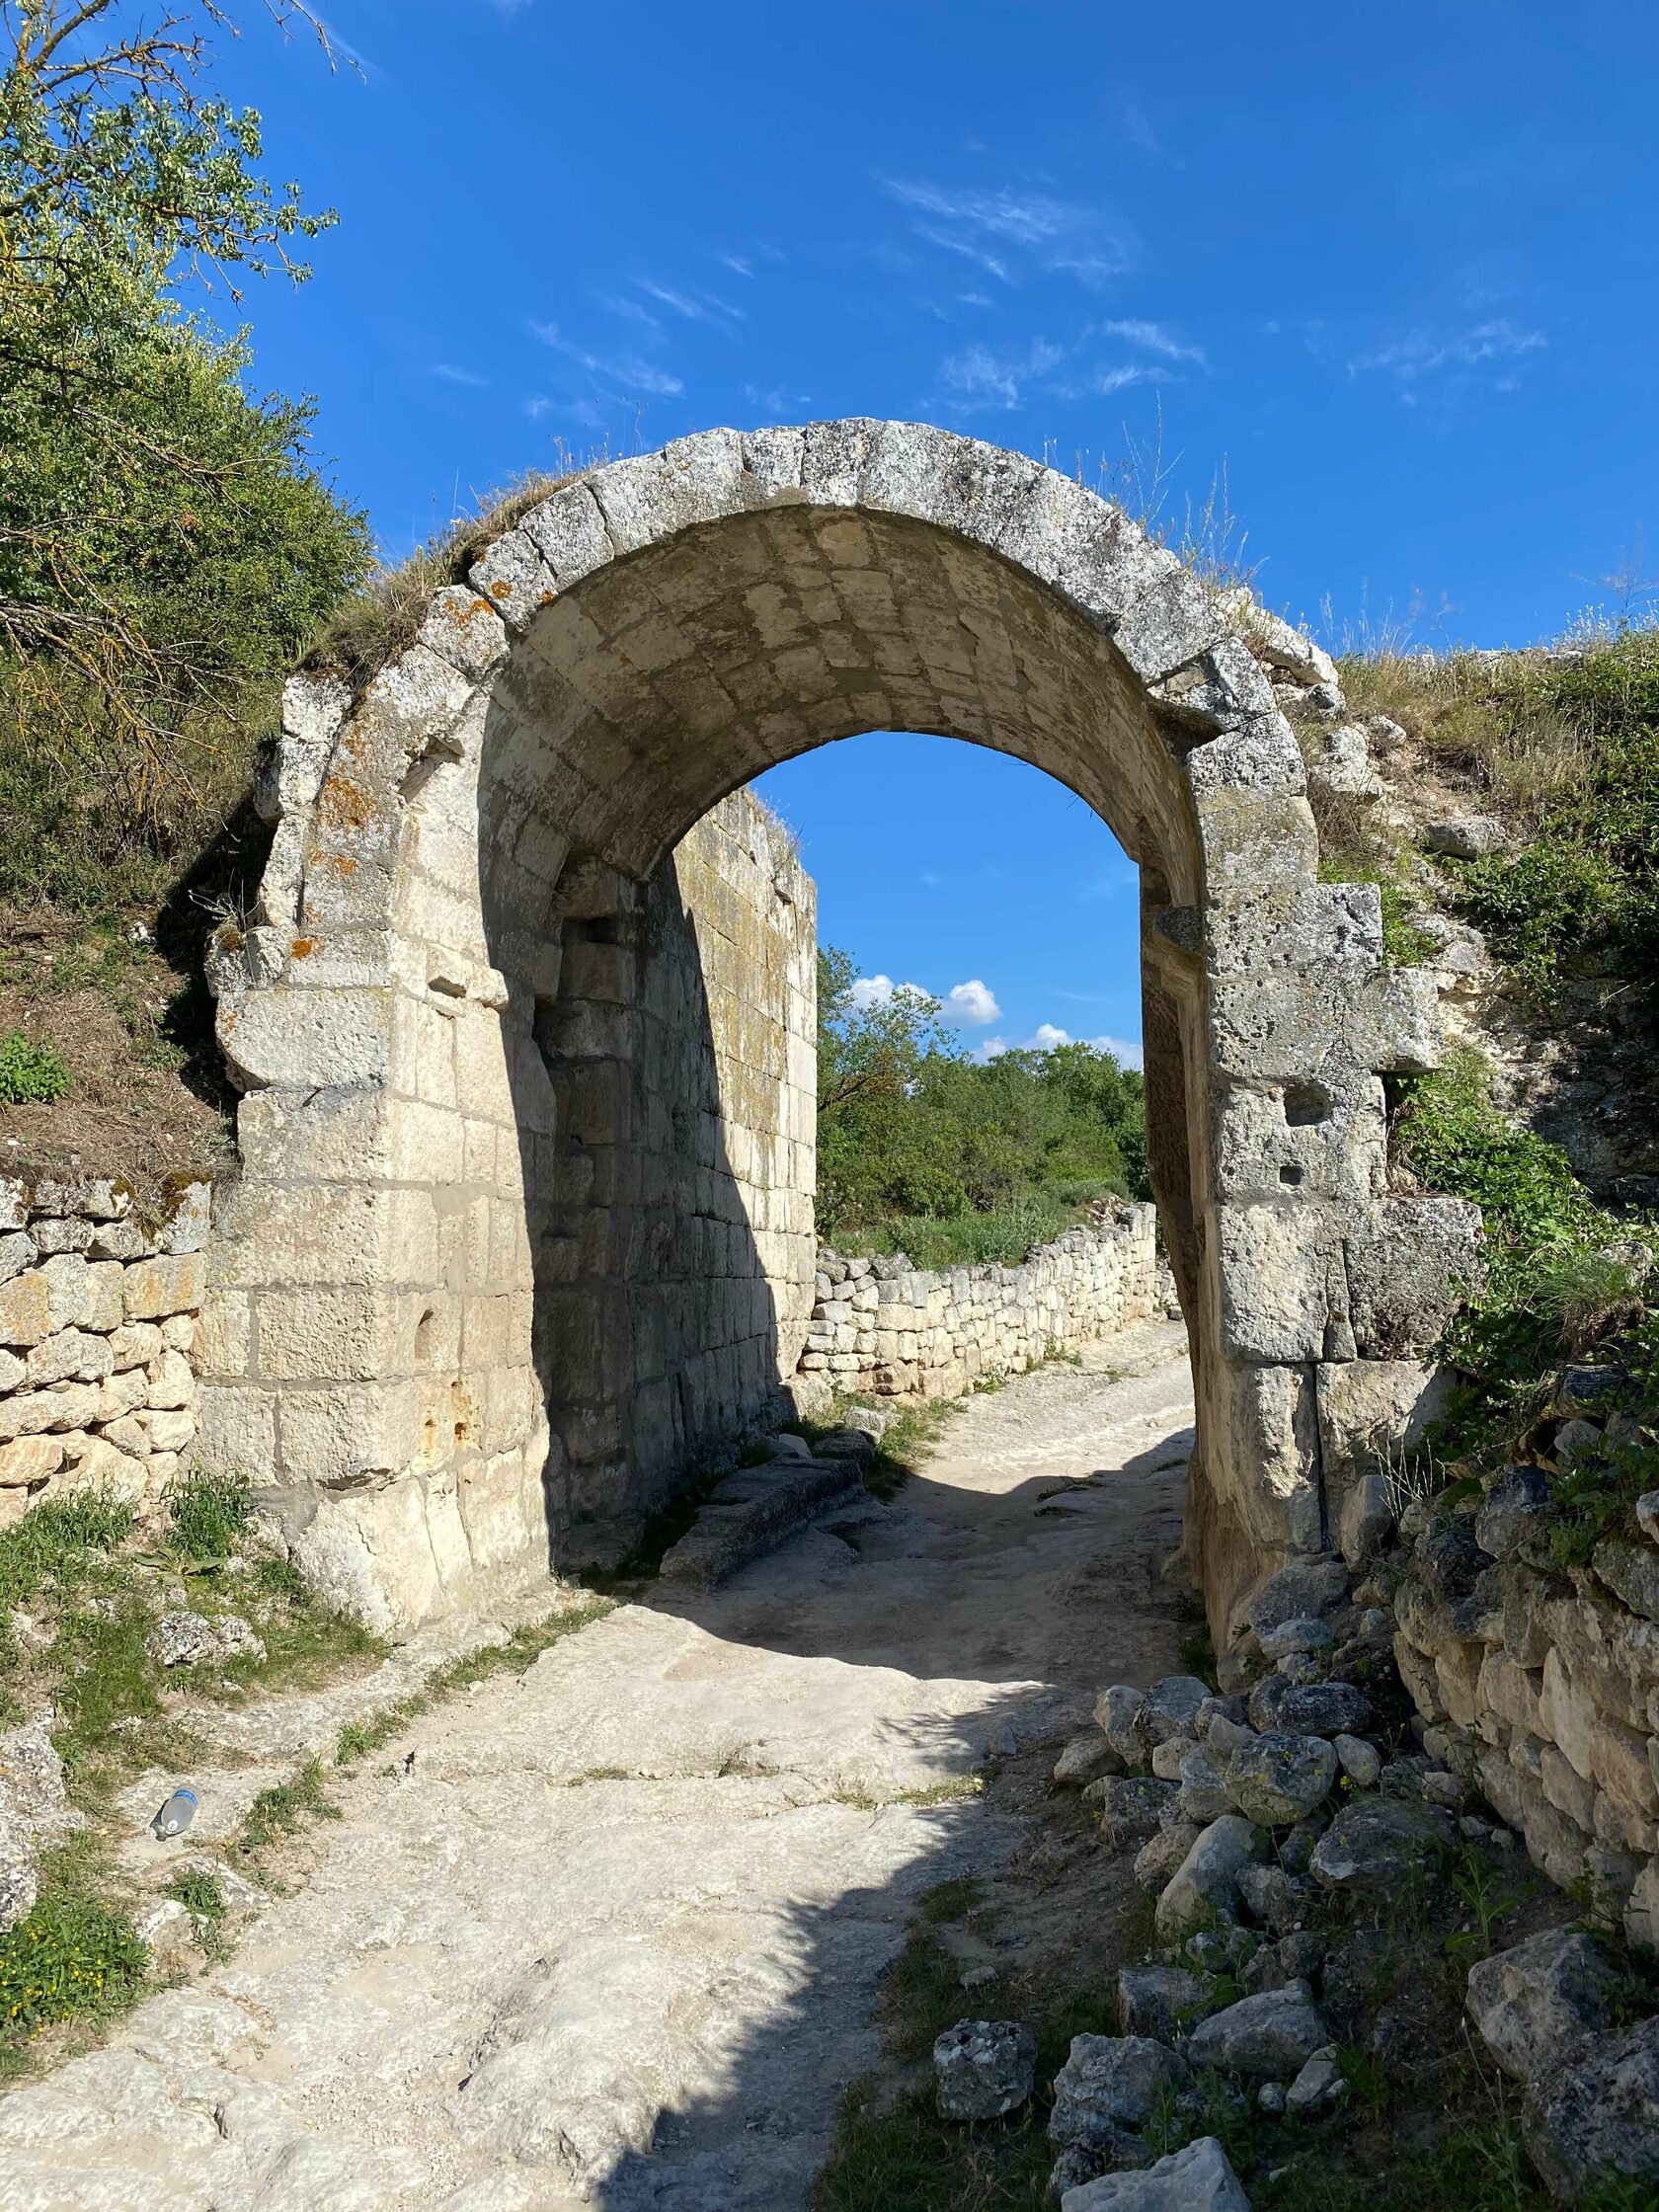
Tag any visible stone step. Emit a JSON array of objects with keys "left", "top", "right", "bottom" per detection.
[{"left": 659, "top": 1454, "right": 865, "bottom": 1590}]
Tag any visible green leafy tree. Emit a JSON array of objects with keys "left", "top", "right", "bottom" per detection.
[{"left": 0, "top": 1, "right": 370, "bottom": 907}]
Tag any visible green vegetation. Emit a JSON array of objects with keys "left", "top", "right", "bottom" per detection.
[
  {"left": 817, "top": 946, "right": 1148, "bottom": 1265},
  {"left": 0, "top": 1030, "right": 69, "bottom": 1102},
  {"left": 1343, "top": 621, "right": 1659, "bottom": 994},
  {"left": 238, "top": 1758, "right": 340, "bottom": 1855},
  {"left": 166, "top": 1467, "right": 252, "bottom": 1564},
  {"left": 0, "top": 1894, "right": 146, "bottom": 2037}
]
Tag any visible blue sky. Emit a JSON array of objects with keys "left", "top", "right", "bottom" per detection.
[{"left": 204, "top": 0, "right": 1659, "bottom": 1061}]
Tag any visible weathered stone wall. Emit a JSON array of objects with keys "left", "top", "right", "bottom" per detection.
[
  {"left": 0, "top": 1175, "right": 210, "bottom": 1524},
  {"left": 1387, "top": 1375, "right": 1659, "bottom": 1955},
  {"left": 801, "top": 1204, "right": 1158, "bottom": 1399},
  {"left": 535, "top": 790, "right": 816, "bottom": 1558}
]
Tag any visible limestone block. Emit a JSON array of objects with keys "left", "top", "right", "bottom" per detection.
[
  {"left": 1214, "top": 1203, "right": 1344, "bottom": 1362},
  {"left": 193, "top": 1383, "right": 277, "bottom": 1482},
  {"left": 0, "top": 1270, "right": 50, "bottom": 1348},
  {"left": 1316, "top": 1358, "right": 1453, "bottom": 1564},
  {"left": 254, "top": 1287, "right": 412, "bottom": 1385},
  {"left": 58, "top": 1436, "right": 147, "bottom": 1504},
  {"left": 108, "top": 1321, "right": 163, "bottom": 1370},
  {"left": 1343, "top": 1198, "right": 1483, "bottom": 1360},
  {"left": 1591, "top": 1715, "right": 1659, "bottom": 1820},
  {"left": 288, "top": 1476, "right": 442, "bottom": 1634},
  {"left": 0, "top": 1435, "right": 63, "bottom": 1486},
  {"left": 0, "top": 1382, "right": 100, "bottom": 1440},
  {"left": 277, "top": 1380, "right": 420, "bottom": 1486},
  {"left": 26, "top": 1329, "right": 115, "bottom": 1387},
  {"left": 144, "top": 1350, "right": 195, "bottom": 1411},
  {"left": 122, "top": 1253, "right": 204, "bottom": 1322},
  {"left": 1541, "top": 1648, "right": 1603, "bottom": 1782},
  {"left": 146, "top": 1409, "right": 196, "bottom": 1454}
]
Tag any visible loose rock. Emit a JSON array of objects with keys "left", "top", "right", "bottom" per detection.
[
  {"left": 1060, "top": 2136, "right": 1250, "bottom": 2211},
  {"left": 1465, "top": 1928, "right": 1625, "bottom": 2083},
  {"left": 1247, "top": 1560, "right": 1350, "bottom": 1638},
  {"left": 1155, "top": 1814, "right": 1265, "bottom": 1936},
  {"left": 1310, "top": 1796, "right": 1456, "bottom": 1897},
  {"left": 1117, "top": 1964, "right": 1206, "bottom": 2042},
  {"left": 1523, "top": 2016, "right": 1659, "bottom": 2203},
  {"left": 1184, "top": 1984, "right": 1331, "bottom": 2082},
  {"left": 1134, "top": 1823, "right": 1203, "bottom": 1895},
  {"left": 1048, "top": 2034, "right": 1189, "bottom": 2146},
  {"left": 1135, "top": 1677, "right": 1211, "bottom": 1752},
  {"left": 1097, "top": 1685, "right": 1147, "bottom": 1764},
  {"left": 1285, "top": 2052, "right": 1346, "bottom": 2114},
  {"left": 1177, "top": 1747, "right": 1234, "bottom": 1824},
  {"left": 1247, "top": 1677, "right": 1371, "bottom": 1739},
  {"left": 1055, "top": 1732, "right": 1125, "bottom": 1788},
  {"left": 1095, "top": 1777, "right": 1179, "bottom": 1847},
  {"left": 933, "top": 2017, "right": 1038, "bottom": 2121},
  {"left": 1332, "top": 1733, "right": 1380, "bottom": 1787},
  {"left": 1224, "top": 1732, "right": 1337, "bottom": 1827}
]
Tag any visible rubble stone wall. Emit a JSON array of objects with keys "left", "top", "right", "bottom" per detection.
[
  {"left": 802, "top": 1206, "right": 1158, "bottom": 1399},
  {"left": 0, "top": 1175, "right": 211, "bottom": 1527}
]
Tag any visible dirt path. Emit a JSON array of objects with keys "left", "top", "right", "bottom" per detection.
[{"left": 0, "top": 1321, "right": 1194, "bottom": 2212}]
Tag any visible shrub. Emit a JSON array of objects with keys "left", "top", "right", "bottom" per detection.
[
  {"left": 0, "top": 1031, "right": 69, "bottom": 1104},
  {"left": 1394, "top": 1050, "right": 1599, "bottom": 1248},
  {"left": 166, "top": 1470, "right": 251, "bottom": 1563},
  {"left": 0, "top": 1895, "right": 146, "bottom": 2033}
]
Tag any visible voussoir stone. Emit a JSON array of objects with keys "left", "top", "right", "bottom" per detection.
[
  {"left": 1048, "top": 2033, "right": 1189, "bottom": 2146},
  {"left": 1183, "top": 1983, "right": 1331, "bottom": 2081},
  {"left": 1465, "top": 1927, "right": 1625, "bottom": 2083},
  {"left": 1061, "top": 2135, "right": 1251, "bottom": 2211},
  {"left": 1224, "top": 1732, "right": 1338, "bottom": 1827},
  {"left": 933, "top": 2017, "right": 1038, "bottom": 2121}
]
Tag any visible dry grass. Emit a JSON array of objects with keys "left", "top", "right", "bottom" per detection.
[{"left": 305, "top": 469, "right": 583, "bottom": 694}]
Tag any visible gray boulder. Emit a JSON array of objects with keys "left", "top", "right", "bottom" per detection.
[
  {"left": 1465, "top": 1928, "right": 1624, "bottom": 2083},
  {"left": 1134, "top": 1822, "right": 1203, "bottom": 1896},
  {"left": 1236, "top": 1862, "right": 1300, "bottom": 1935},
  {"left": 1118, "top": 1964, "right": 1206, "bottom": 2041},
  {"left": 1286, "top": 2052, "right": 1346, "bottom": 2113},
  {"left": 1246, "top": 1559, "right": 1350, "bottom": 1638},
  {"left": 1136, "top": 1677, "right": 1211, "bottom": 1752},
  {"left": 145, "top": 1611, "right": 222, "bottom": 1667},
  {"left": 1247, "top": 1676, "right": 1371, "bottom": 1739},
  {"left": 1332, "top": 1733, "right": 1381, "bottom": 1787},
  {"left": 1155, "top": 1814, "right": 1265, "bottom": 1936},
  {"left": 1177, "top": 1747, "right": 1234, "bottom": 1824},
  {"left": 1061, "top": 2136, "right": 1250, "bottom": 2210},
  {"left": 933, "top": 2017, "right": 1038, "bottom": 2121},
  {"left": 1310, "top": 1796, "right": 1456, "bottom": 1897},
  {"left": 1474, "top": 1465, "right": 1551, "bottom": 1563},
  {"left": 1523, "top": 2016, "right": 1659, "bottom": 2203},
  {"left": 1055, "top": 1732, "right": 1125, "bottom": 1788},
  {"left": 1048, "top": 2033, "right": 1189, "bottom": 2146},
  {"left": 1095, "top": 1777, "right": 1179, "bottom": 1847},
  {"left": 1425, "top": 815, "right": 1506, "bottom": 859},
  {"left": 1224, "top": 1732, "right": 1337, "bottom": 1827},
  {"left": 1051, "top": 2140, "right": 1148, "bottom": 2198},
  {"left": 1097, "top": 1685, "right": 1148, "bottom": 1764},
  {"left": 1258, "top": 1616, "right": 1333, "bottom": 1660},
  {"left": 1196, "top": 1694, "right": 1250, "bottom": 1740},
  {"left": 1184, "top": 1983, "right": 1331, "bottom": 2081},
  {"left": 814, "top": 1426, "right": 877, "bottom": 1462},
  {"left": 1150, "top": 1735, "right": 1198, "bottom": 1781}
]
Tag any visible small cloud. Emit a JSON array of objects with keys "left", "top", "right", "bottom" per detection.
[
  {"left": 598, "top": 293, "right": 662, "bottom": 330},
  {"left": 1348, "top": 318, "right": 1545, "bottom": 391},
  {"left": 529, "top": 321, "right": 682, "bottom": 396},
  {"left": 1098, "top": 317, "right": 1205, "bottom": 365},
  {"left": 847, "top": 973, "right": 926, "bottom": 1010},
  {"left": 973, "top": 1037, "right": 1008, "bottom": 1064},
  {"left": 942, "top": 338, "right": 1066, "bottom": 410},
  {"left": 944, "top": 979, "right": 1000, "bottom": 1026},
  {"left": 636, "top": 278, "right": 744, "bottom": 326},
  {"left": 431, "top": 362, "right": 485, "bottom": 387},
  {"left": 1030, "top": 1022, "right": 1070, "bottom": 1050},
  {"left": 1088, "top": 1034, "right": 1145, "bottom": 1069},
  {"left": 882, "top": 176, "right": 1131, "bottom": 287},
  {"left": 718, "top": 252, "right": 753, "bottom": 277}
]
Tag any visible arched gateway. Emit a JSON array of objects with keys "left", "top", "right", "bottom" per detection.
[{"left": 201, "top": 421, "right": 1477, "bottom": 1635}]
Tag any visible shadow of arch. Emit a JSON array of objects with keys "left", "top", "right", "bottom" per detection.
[{"left": 202, "top": 419, "right": 1464, "bottom": 1643}]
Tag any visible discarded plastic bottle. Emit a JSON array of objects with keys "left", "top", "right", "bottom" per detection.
[{"left": 151, "top": 1786, "right": 198, "bottom": 1840}]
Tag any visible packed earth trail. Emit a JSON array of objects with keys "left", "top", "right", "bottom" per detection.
[{"left": 0, "top": 1323, "right": 1195, "bottom": 2211}]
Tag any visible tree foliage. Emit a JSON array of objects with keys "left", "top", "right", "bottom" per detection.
[
  {"left": 0, "top": 1, "right": 370, "bottom": 909},
  {"left": 816, "top": 945, "right": 1148, "bottom": 1254}
]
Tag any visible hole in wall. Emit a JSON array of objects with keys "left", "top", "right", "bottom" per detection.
[
  {"left": 415, "top": 1307, "right": 436, "bottom": 1364},
  {"left": 1280, "top": 1162, "right": 1304, "bottom": 1187},
  {"left": 1283, "top": 1082, "right": 1330, "bottom": 1127}
]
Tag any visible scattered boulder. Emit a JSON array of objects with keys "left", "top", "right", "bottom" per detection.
[
  {"left": 1135, "top": 1677, "right": 1211, "bottom": 1753},
  {"left": 1286, "top": 2051, "right": 1346, "bottom": 2114},
  {"left": 1224, "top": 1732, "right": 1337, "bottom": 1827},
  {"left": 814, "top": 1426, "right": 876, "bottom": 1462},
  {"left": 1523, "top": 2016, "right": 1659, "bottom": 2204},
  {"left": 1177, "top": 1747, "right": 1234, "bottom": 1824},
  {"left": 1048, "top": 2034, "right": 1189, "bottom": 2146},
  {"left": 1425, "top": 815, "right": 1506, "bottom": 859},
  {"left": 1196, "top": 1694, "right": 1250, "bottom": 1741},
  {"left": 1236, "top": 1862, "right": 1299, "bottom": 1935},
  {"left": 1155, "top": 1815, "right": 1265, "bottom": 1936},
  {"left": 144, "top": 1612, "right": 266, "bottom": 1669},
  {"left": 1097, "top": 1685, "right": 1147, "bottom": 1764},
  {"left": 1465, "top": 1929, "right": 1625, "bottom": 2083},
  {"left": 1055, "top": 1732, "right": 1125, "bottom": 1789},
  {"left": 1310, "top": 1796, "right": 1456, "bottom": 1897},
  {"left": 1150, "top": 1736, "right": 1197, "bottom": 1781},
  {"left": 1117, "top": 1964, "right": 1206, "bottom": 2042},
  {"left": 1204, "top": 1712, "right": 1256, "bottom": 1760},
  {"left": 1258, "top": 1617, "right": 1333, "bottom": 1660},
  {"left": 1332, "top": 1733, "right": 1380, "bottom": 1788},
  {"left": 1134, "top": 1823, "right": 1203, "bottom": 1896},
  {"left": 0, "top": 1714, "right": 85, "bottom": 1933},
  {"left": 1247, "top": 1677, "right": 1370, "bottom": 1739},
  {"left": 1184, "top": 1984, "right": 1331, "bottom": 2082},
  {"left": 1060, "top": 2135, "right": 1250, "bottom": 2211},
  {"left": 1247, "top": 1559, "right": 1350, "bottom": 1639},
  {"left": 1096, "top": 1778, "right": 1179, "bottom": 1847},
  {"left": 933, "top": 2017, "right": 1038, "bottom": 2121},
  {"left": 1051, "top": 2140, "right": 1148, "bottom": 2198},
  {"left": 840, "top": 1404, "right": 892, "bottom": 1440}
]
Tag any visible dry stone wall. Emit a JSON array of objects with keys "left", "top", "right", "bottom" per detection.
[
  {"left": 0, "top": 1175, "right": 210, "bottom": 1526},
  {"left": 801, "top": 1204, "right": 1158, "bottom": 1400}
]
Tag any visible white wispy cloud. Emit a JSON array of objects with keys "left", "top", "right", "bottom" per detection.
[
  {"left": 883, "top": 176, "right": 1131, "bottom": 287},
  {"left": 636, "top": 278, "right": 745, "bottom": 326},
  {"left": 942, "top": 338, "right": 1066, "bottom": 410},
  {"left": 598, "top": 293, "right": 662, "bottom": 330},
  {"left": 944, "top": 980, "right": 1001, "bottom": 1025},
  {"left": 1348, "top": 318, "right": 1545, "bottom": 392},
  {"left": 719, "top": 252, "right": 754, "bottom": 277},
  {"left": 529, "top": 321, "right": 683, "bottom": 396},
  {"left": 1098, "top": 317, "right": 1206, "bottom": 365},
  {"left": 431, "top": 362, "right": 485, "bottom": 387}
]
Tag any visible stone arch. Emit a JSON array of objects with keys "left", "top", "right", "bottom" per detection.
[{"left": 202, "top": 420, "right": 1473, "bottom": 1634}]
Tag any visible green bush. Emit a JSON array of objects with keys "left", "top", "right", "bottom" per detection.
[
  {"left": 1395, "top": 1050, "right": 1599, "bottom": 1248},
  {"left": 0, "top": 1031, "right": 69, "bottom": 1104},
  {"left": 166, "top": 1469, "right": 251, "bottom": 1563},
  {"left": 0, "top": 1895, "right": 146, "bottom": 2033}
]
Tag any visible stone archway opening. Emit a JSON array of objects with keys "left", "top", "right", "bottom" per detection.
[{"left": 202, "top": 421, "right": 1476, "bottom": 1638}]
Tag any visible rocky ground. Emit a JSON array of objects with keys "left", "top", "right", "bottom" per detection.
[{"left": 0, "top": 1321, "right": 1199, "bottom": 2209}]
